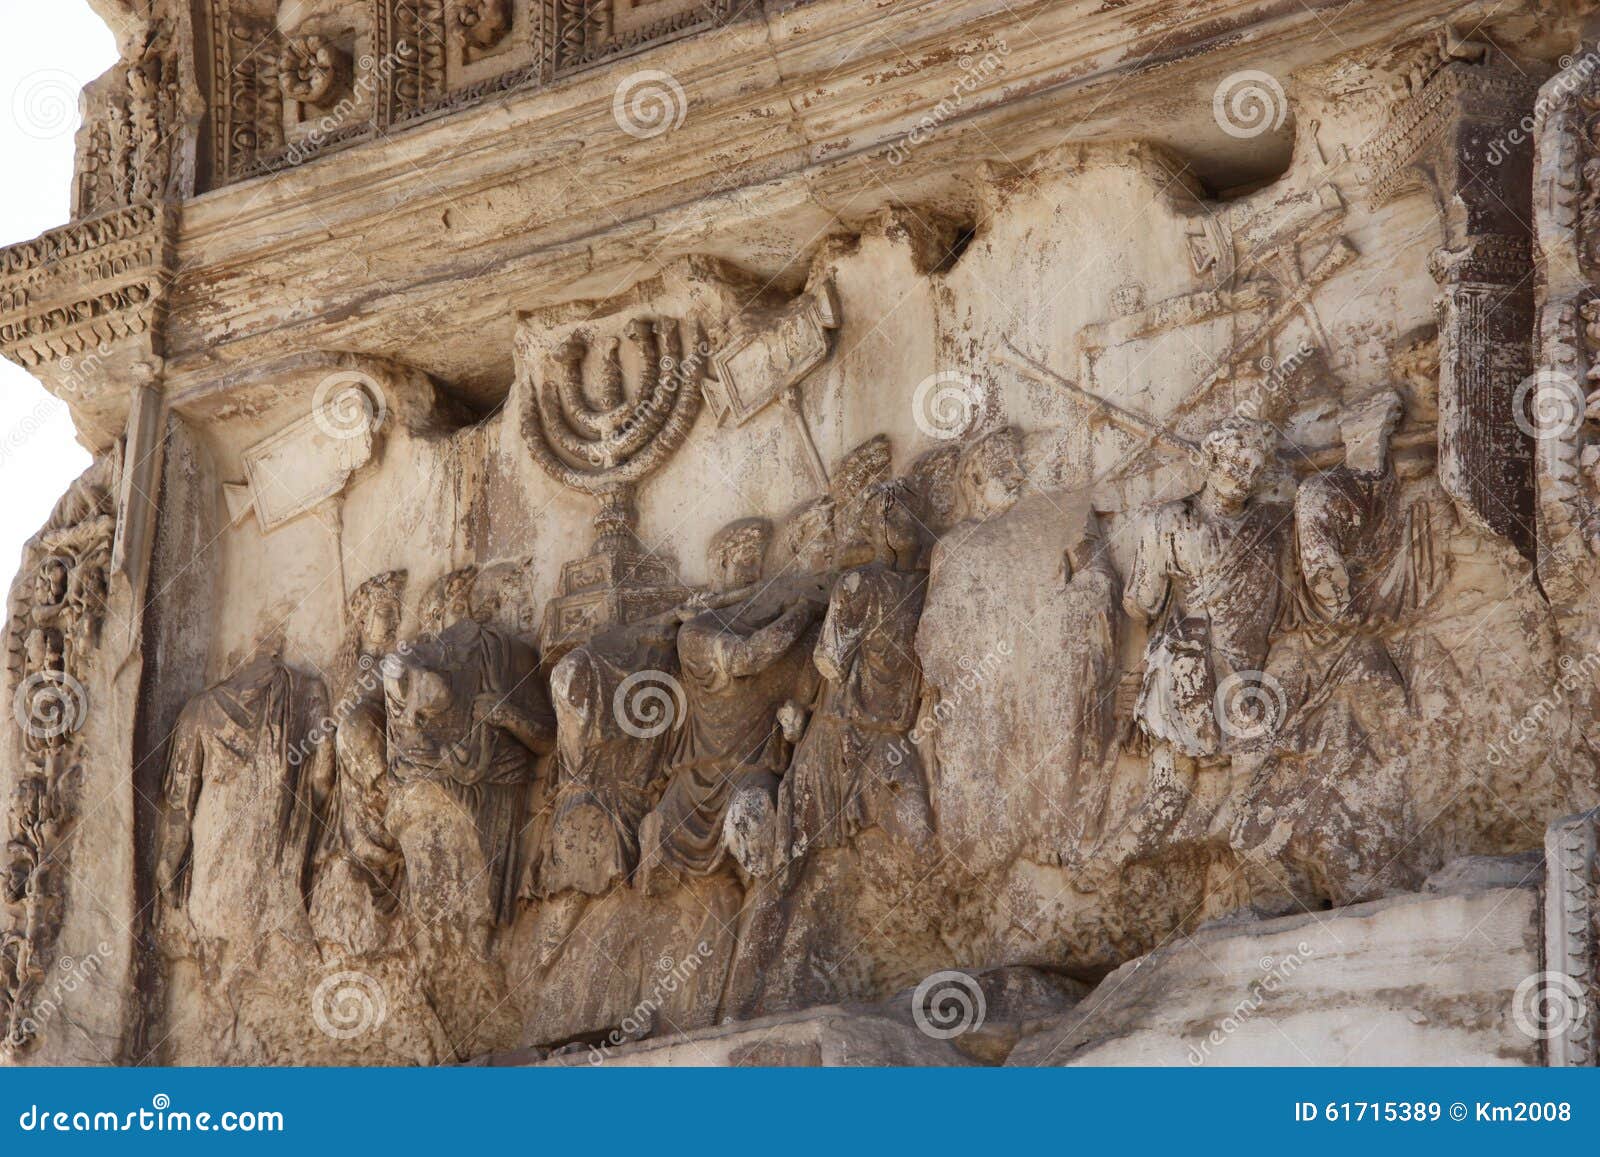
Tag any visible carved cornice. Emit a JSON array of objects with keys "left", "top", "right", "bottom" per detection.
[
  {"left": 151, "top": 0, "right": 1510, "bottom": 404},
  {"left": 0, "top": 204, "right": 173, "bottom": 371},
  {"left": 0, "top": 0, "right": 1515, "bottom": 418}
]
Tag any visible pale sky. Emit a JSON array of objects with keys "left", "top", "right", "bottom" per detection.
[{"left": 0, "top": 1, "right": 117, "bottom": 594}]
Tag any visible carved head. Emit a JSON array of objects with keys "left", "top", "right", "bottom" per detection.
[
  {"left": 708, "top": 518, "right": 772, "bottom": 592},
  {"left": 381, "top": 648, "right": 472, "bottom": 775},
  {"left": 421, "top": 566, "right": 479, "bottom": 635},
  {"left": 387, "top": 664, "right": 454, "bottom": 725},
  {"left": 832, "top": 435, "right": 892, "bottom": 505},
  {"left": 781, "top": 497, "right": 835, "bottom": 575},
  {"left": 1200, "top": 417, "right": 1272, "bottom": 508},
  {"left": 34, "top": 557, "right": 69, "bottom": 609},
  {"left": 1390, "top": 329, "right": 1439, "bottom": 421},
  {"left": 859, "top": 481, "right": 925, "bottom": 571},
  {"left": 469, "top": 560, "right": 533, "bottom": 629},
  {"left": 349, "top": 569, "right": 407, "bottom": 654},
  {"left": 1338, "top": 390, "right": 1403, "bottom": 475},
  {"left": 958, "top": 426, "right": 1025, "bottom": 518},
  {"left": 832, "top": 435, "right": 893, "bottom": 566}
]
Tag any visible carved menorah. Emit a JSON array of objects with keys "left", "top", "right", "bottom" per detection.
[
  {"left": 520, "top": 315, "right": 706, "bottom": 552},
  {"left": 518, "top": 313, "right": 706, "bottom": 656}
]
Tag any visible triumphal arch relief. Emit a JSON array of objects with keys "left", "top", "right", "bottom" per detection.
[{"left": 5, "top": 0, "right": 1600, "bottom": 1066}]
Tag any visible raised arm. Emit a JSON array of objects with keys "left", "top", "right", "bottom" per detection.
[
  {"left": 475, "top": 691, "right": 558, "bottom": 757},
  {"left": 722, "top": 599, "right": 819, "bottom": 679}
]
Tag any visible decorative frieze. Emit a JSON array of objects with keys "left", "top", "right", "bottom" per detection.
[
  {"left": 374, "top": 0, "right": 450, "bottom": 127},
  {"left": 1, "top": 459, "right": 118, "bottom": 1056},
  {"left": 74, "top": 29, "right": 179, "bottom": 218},
  {"left": 1545, "top": 809, "right": 1599, "bottom": 1066},
  {"left": 540, "top": 0, "right": 736, "bottom": 76},
  {"left": 197, "top": 1, "right": 756, "bottom": 183},
  {"left": 11, "top": 0, "right": 1600, "bottom": 1073},
  {"left": 205, "top": 3, "right": 286, "bottom": 185},
  {"left": 1532, "top": 50, "right": 1600, "bottom": 606}
]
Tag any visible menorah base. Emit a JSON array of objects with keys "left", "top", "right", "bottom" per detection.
[{"left": 539, "top": 545, "right": 689, "bottom": 663}]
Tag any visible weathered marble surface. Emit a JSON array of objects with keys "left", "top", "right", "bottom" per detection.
[{"left": 3, "top": 0, "right": 1600, "bottom": 1066}]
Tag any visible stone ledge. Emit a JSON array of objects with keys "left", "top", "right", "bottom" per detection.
[
  {"left": 1009, "top": 878, "right": 1544, "bottom": 1067},
  {"left": 472, "top": 873, "right": 1550, "bottom": 1067}
]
